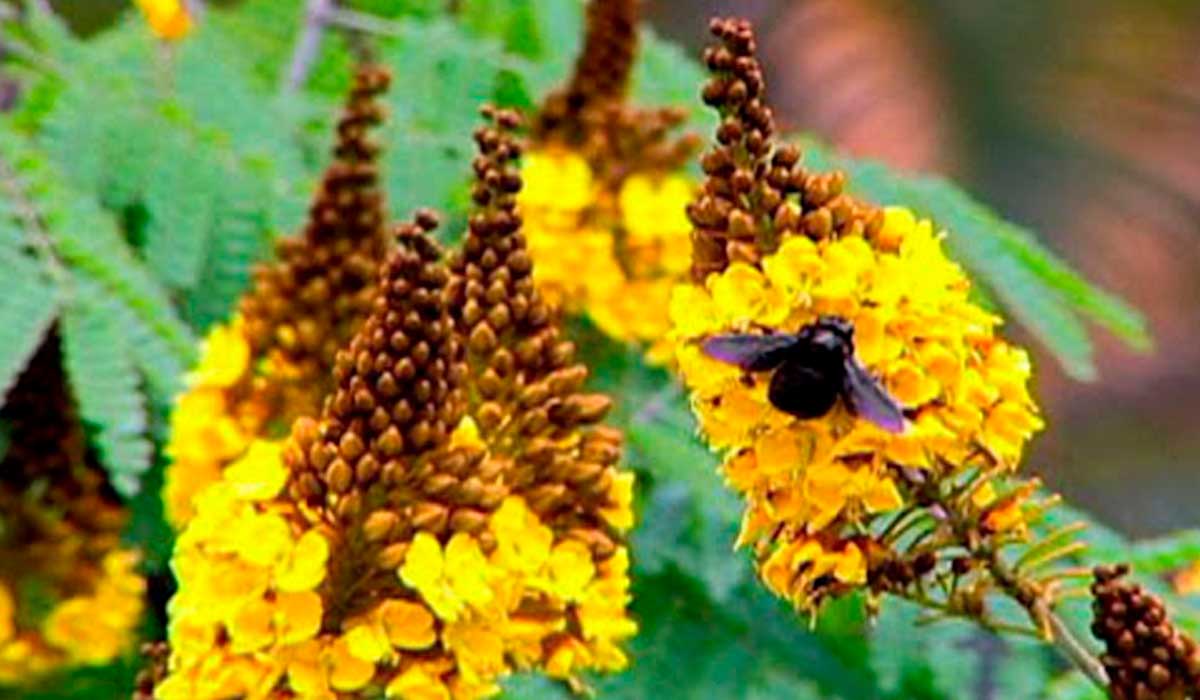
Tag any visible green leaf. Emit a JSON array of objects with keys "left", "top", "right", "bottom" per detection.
[
  {"left": 594, "top": 570, "right": 875, "bottom": 700},
  {"left": 870, "top": 601, "right": 1054, "bottom": 700},
  {"left": 1131, "top": 529, "right": 1200, "bottom": 576},
  {"left": 0, "top": 126, "right": 196, "bottom": 364},
  {"left": 797, "top": 138, "right": 1151, "bottom": 380},
  {"left": 202, "top": 0, "right": 356, "bottom": 96},
  {"left": 61, "top": 296, "right": 153, "bottom": 497},
  {"left": 0, "top": 232, "right": 59, "bottom": 401},
  {"left": 183, "top": 207, "right": 273, "bottom": 331},
  {"left": 1045, "top": 672, "right": 1108, "bottom": 700}
]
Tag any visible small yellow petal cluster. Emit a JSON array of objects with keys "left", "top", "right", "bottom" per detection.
[
  {"left": 521, "top": 148, "right": 694, "bottom": 360},
  {"left": 135, "top": 0, "right": 192, "bottom": 41},
  {"left": 671, "top": 207, "right": 1043, "bottom": 609},
  {"left": 0, "top": 549, "right": 144, "bottom": 684},
  {"left": 163, "top": 316, "right": 259, "bottom": 526},
  {"left": 1173, "top": 562, "right": 1200, "bottom": 596},
  {"left": 156, "top": 440, "right": 332, "bottom": 700}
]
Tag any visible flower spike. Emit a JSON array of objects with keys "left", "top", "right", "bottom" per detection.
[
  {"left": 155, "top": 108, "right": 636, "bottom": 699},
  {"left": 451, "top": 107, "right": 626, "bottom": 550},
  {"left": 1092, "top": 565, "right": 1200, "bottom": 699},
  {"left": 240, "top": 64, "right": 392, "bottom": 381},
  {"left": 670, "top": 16, "right": 1052, "bottom": 629},
  {"left": 690, "top": 17, "right": 883, "bottom": 281},
  {"left": 534, "top": 0, "right": 639, "bottom": 141},
  {"left": 163, "top": 63, "right": 394, "bottom": 528},
  {"left": 521, "top": 0, "right": 700, "bottom": 358}
]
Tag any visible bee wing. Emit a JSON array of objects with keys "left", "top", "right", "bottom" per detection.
[
  {"left": 701, "top": 333, "right": 800, "bottom": 372},
  {"left": 842, "top": 358, "right": 907, "bottom": 433}
]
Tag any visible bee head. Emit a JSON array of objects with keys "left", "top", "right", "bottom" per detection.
[{"left": 809, "top": 315, "right": 854, "bottom": 353}]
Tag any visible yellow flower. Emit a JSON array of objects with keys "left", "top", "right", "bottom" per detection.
[
  {"left": 600, "top": 471, "right": 636, "bottom": 531},
  {"left": 1173, "top": 563, "right": 1200, "bottom": 596},
  {"left": 191, "top": 318, "right": 251, "bottom": 388},
  {"left": 489, "top": 497, "right": 553, "bottom": 575},
  {"left": 328, "top": 635, "right": 377, "bottom": 691},
  {"left": 275, "top": 529, "right": 330, "bottom": 592},
  {"left": 225, "top": 439, "right": 288, "bottom": 501},
  {"left": 521, "top": 149, "right": 595, "bottom": 214},
  {"left": 619, "top": 174, "right": 693, "bottom": 258},
  {"left": 136, "top": 0, "right": 192, "bottom": 41},
  {"left": 386, "top": 664, "right": 452, "bottom": 700},
  {"left": 442, "top": 618, "right": 506, "bottom": 685},
  {"left": 399, "top": 532, "right": 493, "bottom": 622},
  {"left": 376, "top": 599, "right": 437, "bottom": 650},
  {"left": 0, "top": 583, "right": 14, "bottom": 644},
  {"left": 540, "top": 541, "right": 596, "bottom": 602},
  {"left": 163, "top": 386, "right": 249, "bottom": 527},
  {"left": 228, "top": 590, "right": 322, "bottom": 653},
  {"left": 41, "top": 549, "right": 145, "bottom": 666}
]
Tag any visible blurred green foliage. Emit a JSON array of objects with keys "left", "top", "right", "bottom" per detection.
[{"left": 0, "top": 1, "right": 1193, "bottom": 698}]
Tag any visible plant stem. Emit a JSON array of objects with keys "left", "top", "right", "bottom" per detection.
[
  {"left": 903, "top": 472, "right": 1111, "bottom": 694},
  {"left": 1041, "top": 599, "right": 1112, "bottom": 690}
]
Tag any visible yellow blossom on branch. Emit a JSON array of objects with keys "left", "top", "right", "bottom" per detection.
[{"left": 670, "top": 17, "right": 1053, "bottom": 619}]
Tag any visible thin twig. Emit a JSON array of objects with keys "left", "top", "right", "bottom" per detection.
[
  {"left": 1017, "top": 542, "right": 1090, "bottom": 576},
  {"left": 1014, "top": 522, "right": 1089, "bottom": 571},
  {"left": 320, "top": 6, "right": 409, "bottom": 37},
  {"left": 185, "top": 0, "right": 206, "bottom": 22},
  {"left": 901, "top": 470, "right": 1111, "bottom": 694},
  {"left": 1041, "top": 600, "right": 1112, "bottom": 690},
  {"left": 285, "top": 0, "right": 336, "bottom": 92}
]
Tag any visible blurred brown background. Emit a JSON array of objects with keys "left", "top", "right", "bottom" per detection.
[
  {"left": 47, "top": 0, "right": 1200, "bottom": 535},
  {"left": 647, "top": 0, "right": 1200, "bottom": 536}
]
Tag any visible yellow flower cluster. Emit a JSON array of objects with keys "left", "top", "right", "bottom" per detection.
[
  {"left": 163, "top": 316, "right": 275, "bottom": 526},
  {"left": 159, "top": 185, "right": 637, "bottom": 698},
  {"left": 520, "top": 148, "right": 694, "bottom": 360},
  {"left": 0, "top": 550, "right": 144, "bottom": 683},
  {"left": 161, "top": 410, "right": 634, "bottom": 700},
  {"left": 671, "top": 207, "right": 1044, "bottom": 608},
  {"left": 0, "top": 333, "right": 146, "bottom": 686},
  {"left": 135, "top": 0, "right": 192, "bottom": 41}
]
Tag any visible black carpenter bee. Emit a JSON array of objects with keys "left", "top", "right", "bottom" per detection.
[{"left": 701, "top": 316, "right": 907, "bottom": 433}]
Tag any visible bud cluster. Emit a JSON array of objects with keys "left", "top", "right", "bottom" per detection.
[
  {"left": 689, "top": 18, "right": 884, "bottom": 281},
  {"left": 1092, "top": 565, "right": 1200, "bottom": 699},
  {"left": 241, "top": 64, "right": 393, "bottom": 395},
  {"left": 534, "top": 0, "right": 639, "bottom": 143}
]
